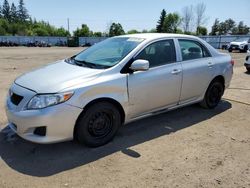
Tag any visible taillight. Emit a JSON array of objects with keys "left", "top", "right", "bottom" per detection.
[{"left": 230, "top": 60, "right": 235, "bottom": 66}]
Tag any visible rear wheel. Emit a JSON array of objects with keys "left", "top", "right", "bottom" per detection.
[
  {"left": 75, "top": 102, "right": 121, "bottom": 147},
  {"left": 200, "top": 81, "right": 224, "bottom": 109},
  {"left": 247, "top": 68, "right": 250, "bottom": 72}
]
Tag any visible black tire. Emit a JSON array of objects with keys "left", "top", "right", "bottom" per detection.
[
  {"left": 75, "top": 102, "right": 121, "bottom": 147},
  {"left": 200, "top": 81, "right": 224, "bottom": 109},
  {"left": 247, "top": 68, "right": 250, "bottom": 72},
  {"left": 244, "top": 45, "right": 248, "bottom": 53},
  {"left": 228, "top": 49, "right": 232, "bottom": 53}
]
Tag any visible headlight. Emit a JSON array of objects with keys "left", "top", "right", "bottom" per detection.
[{"left": 27, "top": 92, "right": 74, "bottom": 110}]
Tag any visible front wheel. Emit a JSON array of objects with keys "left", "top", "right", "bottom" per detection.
[
  {"left": 75, "top": 102, "right": 121, "bottom": 147},
  {"left": 243, "top": 45, "right": 248, "bottom": 53},
  {"left": 200, "top": 81, "right": 224, "bottom": 109},
  {"left": 247, "top": 68, "right": 250, "bottom": 72}
]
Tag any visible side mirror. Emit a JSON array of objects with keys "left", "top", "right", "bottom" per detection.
[{"left": 130, "top": 59, "right": 149, "bottom": 72}]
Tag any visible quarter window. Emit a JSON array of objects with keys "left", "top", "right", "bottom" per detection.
[
  {"left": 135, "top": 40, "right": 176, "bottom": 68},
  {"left": 179, "top": 40, "right": 211, "bottom": 61}
]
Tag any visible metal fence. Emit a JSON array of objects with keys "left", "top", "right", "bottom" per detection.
[
  {"left": 199, "top": 35, "right": 250, "bottom": 49},
  {"left": 0, "top": 36, "right": 68, "bottom": 45},
  {"left": 1, "top": 35, "right": 250, "bottom": 48}
]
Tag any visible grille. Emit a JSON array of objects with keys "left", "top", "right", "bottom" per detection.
[
  {"left": 231, "top": 44, "right": 239, "bottom": 48},
  {"left": 10, "top": 93, "right": 23, "bottom": 106}
]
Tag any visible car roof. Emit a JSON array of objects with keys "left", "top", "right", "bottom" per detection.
[{"left": 117, "top": 33, "right": 199, "bottom": 40}]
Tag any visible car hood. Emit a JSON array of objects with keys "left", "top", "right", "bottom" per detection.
[
  {"left": 15, "top": 60, "right": 104, "bottom": 93},
  {"left": 230, "top": 41, "right": 247, "bottom": 45}
]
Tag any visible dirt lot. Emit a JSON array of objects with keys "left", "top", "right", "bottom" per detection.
[{"left": 0, "top": 47, "right": 249, "bottom": 188}]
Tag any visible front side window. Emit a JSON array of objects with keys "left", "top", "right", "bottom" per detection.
[
  {"left": 179, "top": 39, "right": 211, "bottom": 61},
  {"left": 74, "top": 37, "right": 144, "bottom": 68},
  {"left": 135, "top": 40, "right": 176, "bottom": 68}
]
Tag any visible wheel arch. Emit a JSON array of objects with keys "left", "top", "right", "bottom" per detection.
[
  {"left": 211, "top": 75, "right": 225, "bottom": 88},
  {"left": 73, "top": 97, "right": 125, "bottom": 139}
]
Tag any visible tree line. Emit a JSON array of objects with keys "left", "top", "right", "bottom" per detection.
[
  {"left": 0, "top": 0, "right": 249, "bottom": 37},
  {"left": 0, "top": 0, "right": 70, "bottom": 36}
]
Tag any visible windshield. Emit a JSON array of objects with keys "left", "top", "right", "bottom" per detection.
[
  {"left": 234, "top": 38, "right": 249, "bottom": 42},
  {"left": 74, "top": 37, "right": 144, "bottom": 68}
]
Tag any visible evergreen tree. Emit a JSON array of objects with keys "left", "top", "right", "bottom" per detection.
[
  {"left": 210, "top": 19, "right": 220, "bottom": 35},
  {"left": 2, "top": 0, "right": 11, "bottom": 21},
  {"left": 108, "top": 23, "right": 125, "bottom": 37},
  {"left": 156, "top": 9, "right": 166, "bottom": 33},
  {"left": 162, "top": 13, "right": 181, "bottom": 33},
  {"left": 0, "top": 4, "right": 3, "bottom": 18},
  {"left": 10, "top": 3, "right": 18, "bottom": 22},
  {"left": 18, "top": 0, "right": 29, "bottom": 22}
]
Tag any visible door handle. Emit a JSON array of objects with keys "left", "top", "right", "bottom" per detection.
[{"left": 171, "top": 69, "right": 182, "bottom": 75}]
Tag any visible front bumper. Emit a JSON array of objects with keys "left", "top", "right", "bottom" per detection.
[
  {"left": 228, "top": 45, "right": 245, "bottom": 51},
  {"left": 5, "top": 83, "right": 82, "bottom": 144}
]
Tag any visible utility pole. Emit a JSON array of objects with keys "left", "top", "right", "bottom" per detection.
[{"left": 67, "top": 18, "right": 70, "bottom": 35}]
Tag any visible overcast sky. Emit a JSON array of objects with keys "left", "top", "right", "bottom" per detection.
[{"left": 6, "top": 0, "right": 250, "bottom": 33}]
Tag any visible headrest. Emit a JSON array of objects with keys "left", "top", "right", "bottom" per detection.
[{"left": 189, "top": 47, "right": 201, "bottom": 53}]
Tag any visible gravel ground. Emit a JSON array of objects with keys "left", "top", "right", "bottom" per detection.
[{"left": 0, "top": 47, "right": 249, "bottom": 188}]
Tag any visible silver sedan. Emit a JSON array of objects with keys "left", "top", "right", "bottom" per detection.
[{"left": 5, "top": 34, "right": 234, "bottom": 147}]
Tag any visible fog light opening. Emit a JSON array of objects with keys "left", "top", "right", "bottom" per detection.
[{"left": 34, "top": 127, "right": 46, "bottom": 136}]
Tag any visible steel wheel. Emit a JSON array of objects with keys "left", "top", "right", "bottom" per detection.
[
  {"left": 88, "top": 111, "right": 113, "bottom": 138},
  {"left": 75, "top": 101, "right": 121, "bottom": 147},
  {"left": 200, "top": 81, "right": 224, "bottom": 109}
]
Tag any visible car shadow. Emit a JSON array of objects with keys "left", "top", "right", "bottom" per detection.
[{"left": 0, "top": 100, "right": 232, "bottom": 177}]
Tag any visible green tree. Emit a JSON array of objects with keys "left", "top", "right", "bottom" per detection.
[
  {"left": 210, "top": 18, "right": 220, "bottom": 35},
  {"left": 0, "top": 18, "right": 8, "bottom": 34},
  {"left": 73, "top": 24, "right": 91, "bottom": 37},
  {"left": 196, "top": 26, "right": 207, "bottom": 35},
  {"left": 18, "top": 0, "right": 29, "bottom": 22},
  {"left": 156, "top": 9, "right": 166, "bottom": 33},
  {"left": 109, "top": 23, "right": 125, "bottom": 37},
  {"left": 162, "top": 13, "right": 181, "bottom": 33},
  {"left": 33, "top": 27, "right": 49, "bottom": 36},
  {"left": 218, "top": 19, "right": 236, "bottom": 34},
  {"left": 2, "top": 0, "right": 11, "bottom": 21},
  {"left": 0, "top": 5, "right": 2, "bottom": 18},
  {"left": 127, "top": 29, "right": 140, "bottom": 34},
  {"left": 10, "top": 3, "right": 18, "bottom": 22},
  {"left": 93, "top": 32, "right": 102, "bottom": 37},
  {"left": 237, "top": 21, "right": 250, "bottom": 35},
  {"left": 55, "top": 27, "right": 70, "bottom": 37}
]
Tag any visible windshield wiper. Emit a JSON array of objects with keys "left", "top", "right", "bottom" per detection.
[
  {"left": 74, "top": 59, "right": 98, "bottom": 68},
  {"left": 73, "top": 59, "right": 111, "bottom": 69}
]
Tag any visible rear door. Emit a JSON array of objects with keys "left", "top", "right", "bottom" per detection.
[
  {"left": 127, "top": 39, "right": 182, "bottom": 117},
  {"left": 178, "top": 39, "right": 214, "bottom": 104}
]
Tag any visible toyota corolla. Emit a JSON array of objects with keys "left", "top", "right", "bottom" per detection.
[{"left": 5, "top": 34, "right": 234, "bottom": 147}]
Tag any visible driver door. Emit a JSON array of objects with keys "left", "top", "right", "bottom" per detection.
[{"left": 127, "top": 39, "right": 182, "bottom": 118}]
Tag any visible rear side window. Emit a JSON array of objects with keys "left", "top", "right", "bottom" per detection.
[
  {"left": 179, "top": 39, "right": 211, "bottom": 61},
  {"left": 135, "top": 40, "right": 176, "bottom": 68}
]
